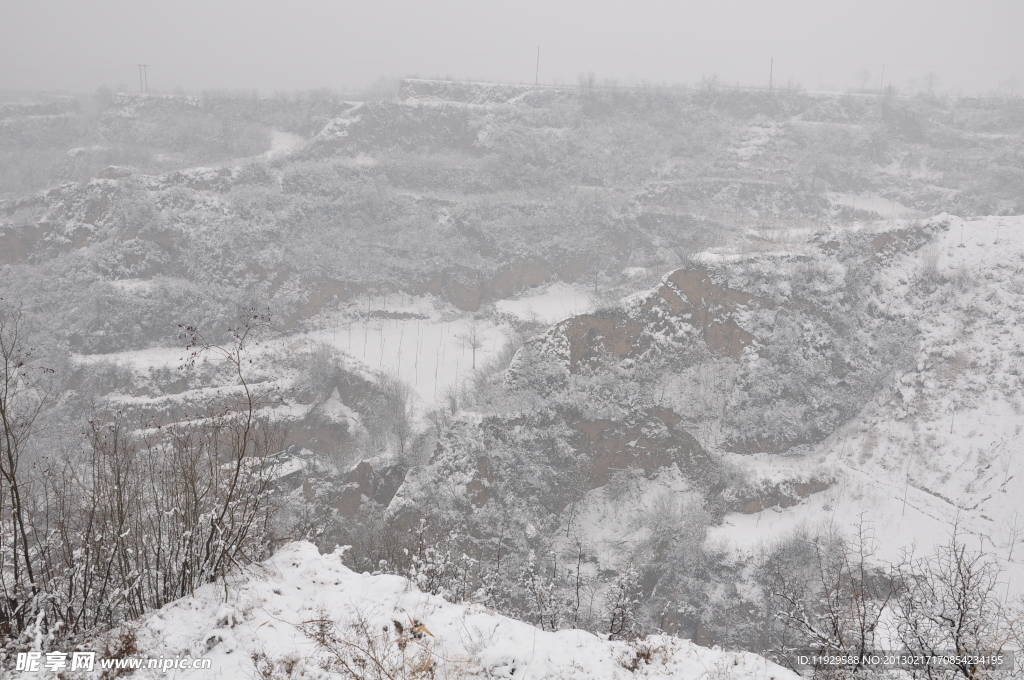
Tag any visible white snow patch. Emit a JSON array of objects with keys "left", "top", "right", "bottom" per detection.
[
  {"left": 495, "top": 283, "right": 595, "bottom": 325},
  {"left": 121, "top": 541, "right": 797, "bottom": 680},
  {"left": 827, "top": 191, "right": 923, "bottom": 219},
  {"left": 264, "top": 131, "right": 304, "bottom": 159}
]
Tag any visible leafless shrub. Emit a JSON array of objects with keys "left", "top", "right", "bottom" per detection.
[
  {"left": 96, "top": 626, "right": 140, "bottom": 679},
  {"left": 424, "top": 406, "right": 451, "bottom": 438},
  {"left": 296, "top": 341, "right": 343, "bottom": 400},
  {"left": 299, "top": 608, "right": 449, "bottom": 680},
  {"left": 761, "top": 518, "right": 898, "bottom": 676},
  {"left": 699, "top": 74, "right": 721, "bottom": 93},
  {"left": 441, "top": 382, "right": 472, "bottom": 416},
  {"left": 1, "top": 308, "right": 285, "bottom": 647},
  {"left": 251, "top": 649, "right": 304, "bottom": 680},
  {"left": 604, "top": 560, "right": 642, "bottom": 640},
  {"left": 920, "top": 243, "right": 942, "bottom": 283},
  {"left": 892, "top": 526, "right": 1013, "bottom": 680},
  {"left": 954, "top": 265, "right": 975, "bottom": 293},
  {"left": 760, "top": 519, "right": 1020, "bottom": 680},
  {"left": 374, "top": 372, "right": 412, "bottom": 458}
]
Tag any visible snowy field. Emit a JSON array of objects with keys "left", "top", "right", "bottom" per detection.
[
  {"left": 73, "top": 282, "right": 596, "bottom": 416},
  {"left": 312, "top": 310, "right": 505, "bottom": 404},
  {"left": 308, "top": 282, "right": 593, "bottom": 411},
  {"left": 826, "top": 191, "right": 924, "bottom": 219},
  {"left": 495, "top": 282, "right": 595, "bottom": 325}
]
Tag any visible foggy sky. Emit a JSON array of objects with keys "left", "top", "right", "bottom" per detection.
[{"left": 2, "top": 0, "right": 1022, "bottom": 95}]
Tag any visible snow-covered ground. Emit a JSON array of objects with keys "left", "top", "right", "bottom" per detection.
[
  {"left": 73, "top": 283, "right": 596, "bottom": 417},
  {"left": 556, "top": 466, "right": 697, "bottom": 568},
  {"left": 730, "top": 119, "right": 781, "bottom": 165},
  {"left": 117, "top": 541, "right": 797, "bottom": 680},
  {"left": 711, "top": 214, "right": 1024, "bottom": 598},
  {"left": 495, "top": 282, "right": 595, "bottom": 325},
  {"left": 308, "top": 283, "right": 593, "bottom": 412},
  {"left": 826, "top": 191, "right": 923, "bottom": 219},
  {"left": 264, "top": 131, "right": 305, "bottom": 159},
  {"left": 313, "top": 309, "right": 505, "bottom": 408}
]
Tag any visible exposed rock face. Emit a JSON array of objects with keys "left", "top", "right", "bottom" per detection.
[
  {"left": 737, "top": 477, "right": 833, "bottom": 513},
  {"left": 486, "top": 259, "right": 553, "bottom": 300},
  {"left": 330, "top": 461, "right": 407, "bottom": 517}
]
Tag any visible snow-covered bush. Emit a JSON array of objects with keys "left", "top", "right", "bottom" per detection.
[{"left": 0, "top": 311, "right": 284, "bottom": 649}]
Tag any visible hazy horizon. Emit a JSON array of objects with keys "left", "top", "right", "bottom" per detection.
[{"left": 2, "top": 0, "right": 1022, "bottom": 97}]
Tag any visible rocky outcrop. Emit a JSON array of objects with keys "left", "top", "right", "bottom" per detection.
[{"left": 329, "top": 461, "right": 407, "bottom": 517}]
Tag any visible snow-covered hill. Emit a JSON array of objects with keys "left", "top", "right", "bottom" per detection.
[
  {"left": 385, "top": 213, "right": 1024, "bottom": 650},
  {"left": 714, "top": 213, "right": 1024, "bottom": 597},
  {"left": 117, "top": 542, "right": 796, "bottom": 680}
]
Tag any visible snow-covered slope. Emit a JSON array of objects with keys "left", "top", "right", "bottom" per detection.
[
  {"left": 123, "top": 542, "right": 796, "bottom": 680},
  {"left": 712, "top": 214, "right": 1024, "bottom": 596}
]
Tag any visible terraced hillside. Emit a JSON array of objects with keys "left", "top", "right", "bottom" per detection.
[
  {"left": 2, "top": 81, "right": 1023, "bottom": 666},
  {"left": 2, "top": 83, "right": 1021, "bottom": 354}
]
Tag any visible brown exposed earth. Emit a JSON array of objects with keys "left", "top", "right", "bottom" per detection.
[
  {"left": 644, "top": 268, "right": 765, "bottom": 359},
  {"left": 566, "top": 408, "right": 709, "bottom": 490},
  {"left": 326, "top": 461, "right": 407, "bottom": 517}
]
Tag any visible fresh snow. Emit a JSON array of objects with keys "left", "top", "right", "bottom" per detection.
[
  {"left": 316, "top": 283, "right": 594, "bottom": 413},
  {"left": 495, "top": 282, "right": 595, "bottom": 325},
  {"left": 120, "top": 541, "right": 797, "bottom": 680},
  {"left": 265, "top": 131, "right": 305, "bottom": 159},
  {"left": 71, "top": 283, "right": 597, "bottom": 423},
  {"left": 310, "top": 309, "right": 506, "bottom": 413},
  {"left": 826, "top": 191, "right": 923, "bottom": 220},
  {"left": 711, "top": 214, "right": 1024, "bottom": 599}
]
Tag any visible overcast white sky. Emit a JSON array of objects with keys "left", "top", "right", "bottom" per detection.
[{"left": 2, "top": 0, "right": 1022, "bottom": 95}]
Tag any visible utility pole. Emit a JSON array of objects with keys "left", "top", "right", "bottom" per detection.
[
  {"left": 535, "top": 47, "right": 540, "bottom": 86},
  {"left": 769, "top": 57, "right": 773, "bottom": 94},
  {"left": 879, "top": 64, "right": 885, "bottom": 92},
  {"left": 143, "top": 64, "right": 149, "bottom": 93},
  {"left": 138, "top": 64, "right": 144, "bottom": 93}
]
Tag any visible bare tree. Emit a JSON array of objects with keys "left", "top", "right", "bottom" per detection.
[
  {"left": 378, "top": 372, "right": 412, "bottom": 457},
  {"left": 0, "top": 302, "right": 55, "bottom": 635},
  {"left": 763, "top": 518, "right": 898, "bottom": 675},
  {"left": 456, "top": 317, "right": 488, "bottom": 371},
  {"left": 176, "top": 309, "right": 284, "bottom": 588},
  {"left": 892, "top": 526, "right": 1011, "bottom": 680},
  {"left": 1004, "top": 512, "right": 1021, "bottom": 562}
]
